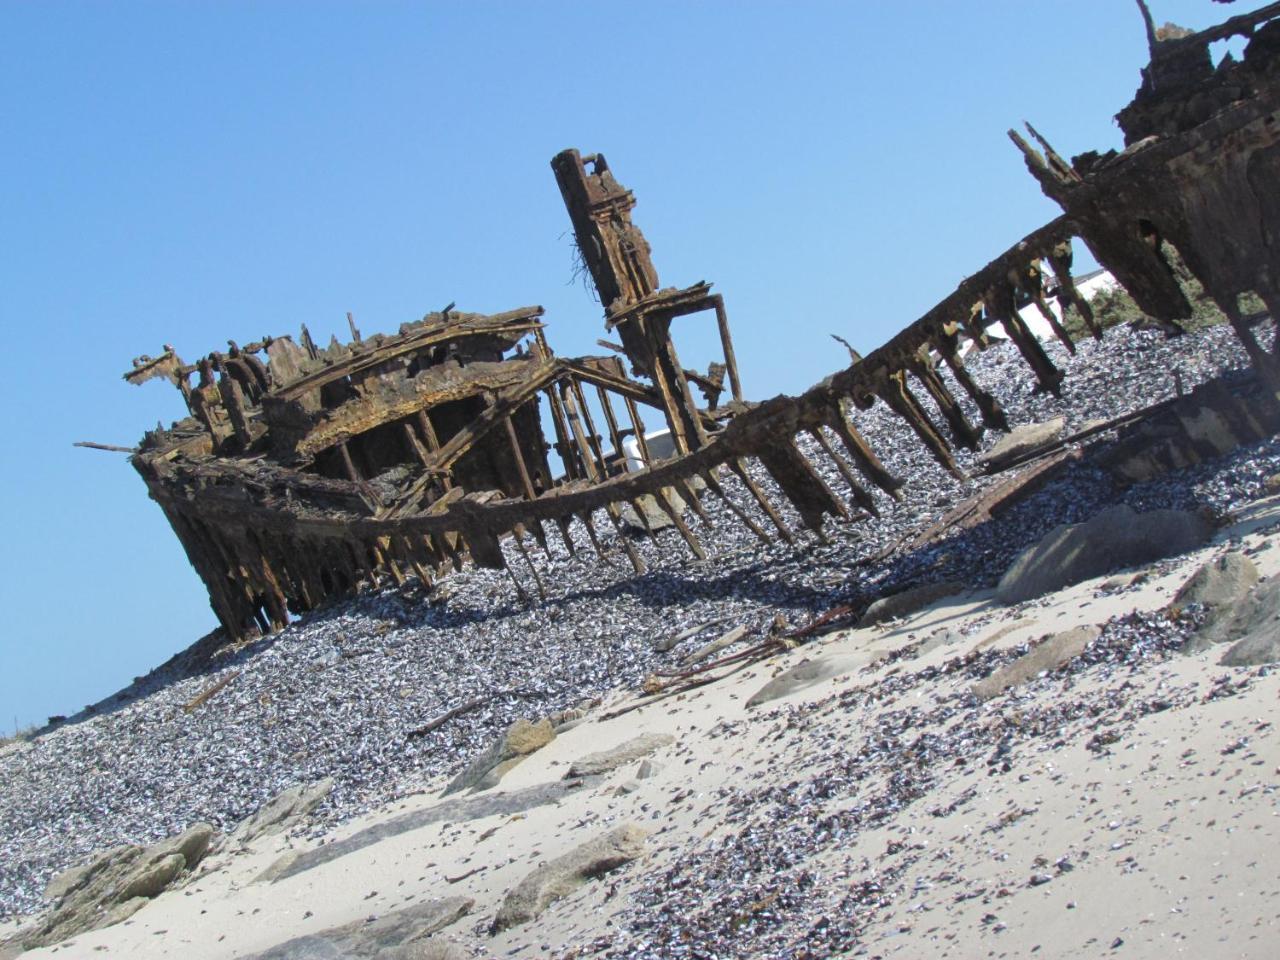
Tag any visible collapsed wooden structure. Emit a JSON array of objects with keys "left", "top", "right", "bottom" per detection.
[{"left": 118, "top": 3, "right": 1280, "bottom": 641}]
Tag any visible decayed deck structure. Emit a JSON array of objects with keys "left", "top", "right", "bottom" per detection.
[
  {"left": 123, "top": 146, "right": 749, "bottom": 638},
  {"left": 118, "top": 3, "right": 1280, "bottom": 641}
]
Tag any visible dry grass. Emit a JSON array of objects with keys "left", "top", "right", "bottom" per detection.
[{"left": 0, "top": 722, "right": 39, "bottom": 748}]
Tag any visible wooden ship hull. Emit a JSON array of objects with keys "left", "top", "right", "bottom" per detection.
[{"left": 122, "top": 3, "right": 1280, "bottom": 642}]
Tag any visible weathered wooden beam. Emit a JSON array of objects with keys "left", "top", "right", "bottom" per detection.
[
  {"left": 826, "top": 399, "right": 904, "bottom": 500},
  {"left": 908, "top": 351, "right": 983, "bottom": 450},
  {"left": 1045, "top": 241, "right": 1102, "bottom": 341},
  {"left": 274, "top": 307, "right": 545, "bottom": 401},
  {"left": 699, "top": 468, "right": 771, "bottom": 544},
  {"left": 711, "top": 294, "right": 743, "bottom": 403},
  {"left": 756, "top": 438, "right": 848, "bottom": 533},
  {"left": 653, "top": 487, "right": 707, "bottom": 560},
  {"left": 729, "top": 458, "right": 796, "bottom": 544},
  {"left": 806, "top": 427, "right": 879, "bottom": 518},
  {"left": 935, "top": 331, "right": 1009, "bottom": 431},
  {"left": 503, "top": 414, "right": 539, "bottom": 502},
  {"left": 74, "top": 441, "right": 138, "bottom": 454},
  {"left": 877, "top": 370, "right": 963, "bottom": 478}
]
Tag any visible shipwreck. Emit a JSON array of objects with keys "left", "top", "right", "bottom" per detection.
[{"left": 114, "top": 2, "right": 1280, "bottom": 642}]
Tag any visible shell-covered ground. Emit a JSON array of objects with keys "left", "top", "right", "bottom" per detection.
[{"left": 3, "top": 322, "right": 1276, "bottom": 923}]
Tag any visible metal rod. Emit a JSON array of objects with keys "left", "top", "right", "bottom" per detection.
[{"left": 503, "top": 414, "right": 539, "bottom": 501}]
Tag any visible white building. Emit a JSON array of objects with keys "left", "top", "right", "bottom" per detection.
[
  {"left": 622, "top": 429, "right": 678, "bottom": 473},
  {"left": 1014, "top": 267, "right": 1117, "bottom": 342}
]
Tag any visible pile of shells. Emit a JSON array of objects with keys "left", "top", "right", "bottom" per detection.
[{"left": 591, "top": 610, "right": 1214, "bottom": 959}]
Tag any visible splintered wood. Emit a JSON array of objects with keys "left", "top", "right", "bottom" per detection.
[{"left": 116, "top": 7, "right": 1280, "bottom": 641}]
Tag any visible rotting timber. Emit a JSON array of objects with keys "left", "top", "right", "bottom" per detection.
[
  {"left": 118, "top": 3, "right": 1280, "bottom": 643},
  {"left": 124, "top": 148, "right": 749, "bottom": 639}
]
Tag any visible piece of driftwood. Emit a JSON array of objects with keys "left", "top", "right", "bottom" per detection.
[
  {"left": 406, "top": 694, "right": 494, "bottom": 740},
  {"left": 74, "top": 441, "right": 137, "bottom": 454},
  {"left": 182, "top": 670, "right": 240, "bottom": 713}
]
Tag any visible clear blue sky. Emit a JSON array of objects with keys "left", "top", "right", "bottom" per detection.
[{"left": 0, "top": 1, "right": 1230, "bottom": 733}]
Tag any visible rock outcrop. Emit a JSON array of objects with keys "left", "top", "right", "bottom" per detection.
[
  {"left": 1172, "top": 551, "right": 1260, "bottom": 654},
  {"left": 978, "top": 417, "right": 1065, "bottom": 469},
  {"left": 14, "top": 822, "right": 216, "bottom": 950},
  {"left": 442, "top": 718, "right": 555, "bottom": 796},
  {"left": 1184, "top": 576, "right": 1280, "bottom": 666},
  {"left": 258, "top": 780, "right": 588, "bottom": 885},
  {"left": 972, "top": 625, "right": 1101, "bottom": 700},
  {"left": 997, "top": 505, "right": 1213, "bottom": 604},
  {"left": 491, "top": 824, "right": 648, "bottom": 932},
  {"left": 745, "top": 650, "right": 888, "bottom": 707},
  {"left": 241, "top": 896, "right": 473, "bottom": 959},
  {"left": 860, "top": 580, "right": 966, "bottom": 627},
  {"left": 233, "top": 778, "right": 335, "bottom": 845},
  {"left": 1172, "top": 552, "right": 1259, "bottom": 611},
  {"left": 565, "top": 734, "right": 674, "bottom": 778}
]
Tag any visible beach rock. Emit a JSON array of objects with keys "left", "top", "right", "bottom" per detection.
[
  {"left": 260, "top": 781, "right": 588, "bottom": 885},
  {"left": 442, "top": 719, "right": 555, "bottom": 796},
  {"left": 491, "top": 824, "right": 648, "bottom": 932},
  {"left": 745, "top": 650, "right": 888, "bottom": 708},
  {"left": 387, "top": 941, "right": 470, "bottom": 960},
  {"left": 470, "top": 755, "right": 528, "bottom": 793},
  {"left": 1099, "top": 572, "right": 1144, "bottom": 592},
  {"left": 635, "top": 758, "right": 663, "bottom": 780},
  {"left": 42, "top": 844, "right": 137, "bottom": 902},
  {"left": 43, "top": 845, "right": 125, "bottom": 902},
  {"left": 254, "top": 850, "right": 302, "bottom": 884},
  {"left": 103, "top": 895, "right": 150, "bottom": 925},
  {"left": 21, "top": 823, "right": 217, "bottom": 949},
  {"left": 1220, "top": 627, "right": 1280, "bottom": 666},
  {"left": 996, "top": 505, "right": 1212, "bottom": 604},
  {"left": 1176, "top": 553, "right": 1260, "bottom": 655},
  {"left": 566, "top": 733, "right": 674, "bottom": 778},
  {"left": 545, "top": 700, "right": 593, "bottom": 733},
  {"left": 234, "top": 778, "right": 334, "bottom": 844},
  {"left": 1172, "top": 551, "right": 1258, "bottom": 612},
  {"left": 546, "top": 706, "right": 587, "bottom": 729},
  {"left": 152, "top": 821, "right": 217, "bottom": 868},
  {"left": 1185, "top": 577, "right": 1280, "bottom": 665},
  {"left": 972, "top": 625, "right": 1101, "bottom": 700},
  {"left": 240, "top": 897, "right": 473, "bottom": 959},
  {"left": 979, "top": 417, "right": 1064, "bottom": 469},
  {"left": 117, "top": 852, "right": 185, "bottom": 901},
  {"left": 621, "top": 490, "right": 684, "bottom": 533},
  {"left": 860, "top": 580, "right": 967, "bottom": 627},
  {"left": 681, "top": 625, "right": 749, "bottom": 666},
  {"left": 476, "top": 757, "right": 540, "bottom": 793}
]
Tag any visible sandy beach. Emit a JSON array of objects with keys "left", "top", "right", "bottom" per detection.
[{"left": 5, "top": 485, "right": 1277, "bottom": 959}]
